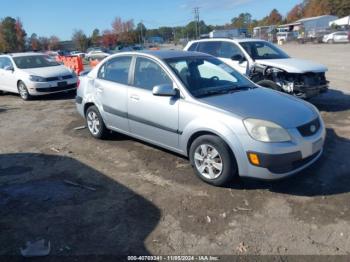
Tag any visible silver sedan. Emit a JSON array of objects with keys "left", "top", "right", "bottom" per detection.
[{"left": 76, "top": 50, "right": 325, "bottom": 186}]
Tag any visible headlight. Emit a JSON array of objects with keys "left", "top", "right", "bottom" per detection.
[
  {"left": 243, "top": 118, "right": 291, "bottom": 142},
  {"left": 29, "top": 75, "right": 46, "bottom": 82}
]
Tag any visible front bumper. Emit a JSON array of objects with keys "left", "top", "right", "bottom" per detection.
[
  {"left": 295, "top": 83, "right": 329, "bottom": 99},
  {"left": 237, "top": 119, "right": 326, "bottom": 180},
  {"left": 26, "top": 78, "right": 78, "bottom": 96}
]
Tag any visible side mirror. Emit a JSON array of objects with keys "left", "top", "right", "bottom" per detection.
[
  {"left": 4, "top": 65, "right": 14, "bottom": 71},
  {"left": 152, "top": 84, "right": 177, "bottom": 97},
  {"left": 231, "top": 54, "right": 246, "bottom": 64}
]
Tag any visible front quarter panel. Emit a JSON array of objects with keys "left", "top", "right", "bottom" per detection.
[{"left": 179, "top": 99, "right": 248, "bottom": 174}]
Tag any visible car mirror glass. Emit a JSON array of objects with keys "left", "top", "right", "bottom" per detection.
[{"left": 152, "top": 84, "right": 177, "bottom": 97}]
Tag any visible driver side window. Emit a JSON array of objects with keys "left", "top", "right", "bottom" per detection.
[
  {"left": 133, "top": 57, "right": 172, "bottom": 91},
  {"left": 0, "top": 57, "right": 13, "bottom": 69},
  {"left": 217, "top": 42, "right": 244, "bottom": 59}
]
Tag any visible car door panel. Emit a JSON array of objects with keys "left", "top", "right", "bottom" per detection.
[
  {"left": 94, "top": 78, "right": 129, "bottom": 131},
  {"left": 0, "top": 58, "right": 16, "bottom": 92},
  {"left": 94, "top": 56, "right": 132, "bottom": 132},
  {"left": 128, "top": 87, "right": 179, "bottom": 148},
  {"left": 128, "top": 57, "right": 179, "bottom": 149}
]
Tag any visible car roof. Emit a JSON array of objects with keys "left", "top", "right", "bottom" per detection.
[
  {"left": 3, "top": 52, "right": 46, "bottom": 58},
  {"left": 189, "top": 38, "right": 266, "bottom": 44},
  {"left": 115, "top": 50, "right": 212, "bottom": 60}
]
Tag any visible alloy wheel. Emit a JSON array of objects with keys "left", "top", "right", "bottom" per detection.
[
  {"left": 87, "top": 111, "right": 101, "bottom": 136},
  {"left": 194, "top": 144, "right": 223, "bottom": 180},
  {"left": 18, "top": 83, "right": 28, "bottom": 100}
]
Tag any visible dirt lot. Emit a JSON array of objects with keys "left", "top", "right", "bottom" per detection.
[{"left": 0, "top": 44, "right": 350, "bottom": 259}]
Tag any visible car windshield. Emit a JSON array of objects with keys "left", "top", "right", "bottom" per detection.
[
  {"left": 13, "top": 55, "right": 60, "bottom": 69},
  {"left": 166, "top": 56, "right": 256, "bottom": 98},
  {"left": 239, "top": 41, "right": 290, "bottom": 60}
]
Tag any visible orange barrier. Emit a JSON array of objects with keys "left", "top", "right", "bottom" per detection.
[
  {"left": 89, "top": 59, "right": 100, "bottom": 68},
  {"left": 56, "top": 56, "right": 84, "bottom": 75},
  {"left": 149, "top": 47, "right": 160, "bottom": 50}
]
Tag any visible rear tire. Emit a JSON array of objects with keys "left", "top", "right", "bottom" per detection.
[
  {"left": 256, "top": 80, "right": 282, "bottom": 92},
  {"left": 189, "top": 135, "right": 238, "bottom": 186},
  {"left": 85, "top": 105, "right": 108, "bottom": 139},
  {"left": 17, "top": 81, "right": 31, "bottom": 101}
]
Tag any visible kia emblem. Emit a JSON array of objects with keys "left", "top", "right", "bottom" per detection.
[{"left": 310, "top": 125, "right": 316, "bottom": 133}]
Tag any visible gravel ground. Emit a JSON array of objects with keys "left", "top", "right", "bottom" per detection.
[{"left": 0, "top": 44, "right": 350, "bottom": 259}]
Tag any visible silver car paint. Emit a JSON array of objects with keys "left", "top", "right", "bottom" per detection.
[{"left": 76, "top": 51, "right": 326, "bottom": 180}]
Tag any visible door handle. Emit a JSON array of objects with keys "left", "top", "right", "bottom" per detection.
[
  {"left": 130, "top": 95, "right": 140, "bottom": 101},
  {"left": 95, "top": 85, "right": 104, "bottom": 93}
]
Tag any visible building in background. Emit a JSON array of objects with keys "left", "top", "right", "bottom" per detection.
[
  {"left": 277, "top": 15, "right": 338, "bottom": 43},
  {"left": 209, "top": 29, "right": 248, "bottom": 39},
  {"left": 329, "top": 16, "right": 350, "bottom": 29}
]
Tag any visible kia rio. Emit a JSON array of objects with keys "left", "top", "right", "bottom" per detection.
[{"left": 76, "top": 50, "right": 325, "bottom": 186}]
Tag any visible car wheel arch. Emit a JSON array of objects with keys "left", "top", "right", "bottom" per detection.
[{"left": 84, "top": 102, "right": 96, "bottom": 116}]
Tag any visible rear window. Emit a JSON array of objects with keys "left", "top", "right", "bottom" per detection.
[{"left": 98, "top": 56, "right": 132, "bottom": 85}]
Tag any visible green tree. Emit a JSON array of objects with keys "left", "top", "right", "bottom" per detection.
[
  {"left": 91, "top": 28, "right": 100, "bottom": 46},
  {"left": 1, "top": 17, "right": 18, "bottom": 52},
  {"left": 231, "top": 13, "right": 252, "bottom": 29},
  {"left": 72, "top": 29, "right": 88, "bottom": 51},
  {"left": 30, "top": 33, "right": 40, "bottom": 51},
  {"left": 15, "top": 18, "right": 26, "bottom": 51}
]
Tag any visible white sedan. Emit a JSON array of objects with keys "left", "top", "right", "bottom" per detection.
[
  {"left": 322, "top": 31, "right": 349, "bottom": 44},
  {"left": 0, "top": 52, "right": 78, "bottom": 100}
]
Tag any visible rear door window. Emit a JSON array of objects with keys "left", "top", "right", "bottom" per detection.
[
  {"left": 197, "top": 42, "right": 221, "bottom": 56},
  {"left": 98, "top": 56, "right": 132, "bottom": 85}
]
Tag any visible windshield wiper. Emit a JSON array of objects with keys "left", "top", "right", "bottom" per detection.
[{"left": 197, "top": 86, "right": 254, "bottom": 98}]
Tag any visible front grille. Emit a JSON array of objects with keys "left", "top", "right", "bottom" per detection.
[
  {"left": 297, "top": 118, "right": 321, "bottom": 137},
  {"left": 45, "top": 75, "right": 73, "bottom": 82},
  {"left": 36, "top": 83, "right": 76, "bottom": 93}
]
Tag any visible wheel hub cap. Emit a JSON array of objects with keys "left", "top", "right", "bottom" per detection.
[
  {"left": 87, "top": 112, "right": 100, "bottom": 135},
  {"left": 194, "top": 144, "right": 223, "bottom": 180}
]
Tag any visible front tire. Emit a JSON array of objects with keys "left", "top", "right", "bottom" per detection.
[
  {"left": 17, "top": 81, "right": 31, "bottom": 101},
  {"left": 85, "top": 105, "right": 108, "bottom": 139},
  {"left": 256, "top": 80, "right": 282, "bottom": 92},
  {"left": 189, "top": 135, "right": 238, "bottom": 186}
]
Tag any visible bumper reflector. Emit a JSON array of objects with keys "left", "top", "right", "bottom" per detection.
[{"left": 248, "top": 153, "right": 260, "bottom": 166}]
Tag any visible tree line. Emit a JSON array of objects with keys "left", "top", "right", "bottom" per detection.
[
  {"left": 0, "top": 17, "right": 60, "bottom": 53},
  {"left": 1, "top": 0, "right": 349, "bottom": 53}
]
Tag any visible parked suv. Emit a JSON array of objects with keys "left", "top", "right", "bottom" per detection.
[
  {"left": 185, "top": 39, "right": 329, "bottom": 99},
  {"left": 0, "top": 52, "right": 78, "bottom": 100},
  {"left": 76, "top": 50, "right": 325, "bottom": 186}
]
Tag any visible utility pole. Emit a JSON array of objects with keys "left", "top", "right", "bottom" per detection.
[
  {"left": 193, "top": 7, "right": 200, "bottom": 39},
  {"left": 140, "top": 20, "right": 144, "bottom": 46}
]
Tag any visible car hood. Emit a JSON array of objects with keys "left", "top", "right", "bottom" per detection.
[
  {"left": 19, "top": 65, "right": 72, "bottom": 77},
  {"left": 255, "top": 58, "right": 328, "bottom": 73},
  {"left": 199, "top": 87, "right": 317, "bottom": 128}
]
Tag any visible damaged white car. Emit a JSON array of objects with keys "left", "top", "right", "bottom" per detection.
[{"left": 185, "top": 39, "right": 329, "bottom": 99}]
